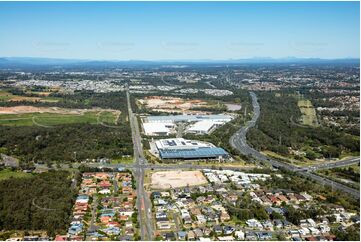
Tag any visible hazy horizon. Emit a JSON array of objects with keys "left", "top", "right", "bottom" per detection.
[{"left": 0, "top": 1, "right": 359, "bottom": 60}]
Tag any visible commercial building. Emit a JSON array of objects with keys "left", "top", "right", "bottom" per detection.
[
  {"left": 187, "top": 120, "right": 226, "bottom": 135},
  {"left": 154, "top": 138, "right": 229, "bottom": 160},
  {"left": 143, "top": 122, "right": 175, "bottom": 136},
  {"left": 144, "top": 114, "right": 232, "bottom": 123},
  {"left": 142, "top": 114, "right": 233, "bottom": 136}
]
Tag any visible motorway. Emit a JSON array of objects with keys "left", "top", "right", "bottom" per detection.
[
  {"left": 308, "top": 157, "right": 360, "bottom": 171},
  {"left": 127, "top": 89, "right": 154, "bottom": 241},
  {"left": 230, "top": 92, "right": 360, "bottom": 198}
]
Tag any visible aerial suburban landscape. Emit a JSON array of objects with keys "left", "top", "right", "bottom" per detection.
[{"left": 0, "top": 1, "right": 359, "bottom": 242}]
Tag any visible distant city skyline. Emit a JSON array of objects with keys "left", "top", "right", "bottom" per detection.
[{"left": 0, "top": 1, "right": 359, "bottom": 60}]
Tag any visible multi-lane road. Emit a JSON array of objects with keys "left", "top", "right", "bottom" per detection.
[
  {"left": 126, "top": 89, "right": 153, "bottom": 241},
  {"left": 230, "top": 92, "right": 360, "bottom": 198}
]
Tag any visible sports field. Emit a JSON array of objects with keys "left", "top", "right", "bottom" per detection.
[
  {"left": 0, "top": 109, "right": 119, "bottom": 126},
  {"left": 297, "top": 99, "right": 319, "bottom": 126}
]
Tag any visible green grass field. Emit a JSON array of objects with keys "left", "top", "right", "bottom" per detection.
[
  {"left": 0, "top": 90, "right": 60, "bottom": 102},
  {"left": 297, "top": 99, "right": 319, "bottom": 126},
  {"left": 0, "top": 111, "right": 118, "bottom": 126},
  {"left": 0, "top": 169, "right": 33, "bottom": 180}
]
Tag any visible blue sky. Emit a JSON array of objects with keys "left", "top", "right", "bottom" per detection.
[{"left": 0, "top": 1, "right": 359, "bottom": 60}]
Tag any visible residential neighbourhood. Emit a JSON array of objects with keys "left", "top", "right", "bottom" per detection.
[
  {"left": 55, "top": 172, "right": 139, "bottom": 241},
  {"left": 146, "top": 169, "right": 360, "bottom": 241},
  {"left": 0, "top": 2, "right": 360, "bottom": 241}
]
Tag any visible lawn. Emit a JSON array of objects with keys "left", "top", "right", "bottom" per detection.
[
  {"left": 0, "top": 169, "right": 33, "bottom": 180},
  {"left": 297, "top": 99, "right": 319, "bottom": 127},
  {"left": 111, "top": 156, "right": 134, "bottom": 165},
  {"left": 0, "top": 111, "right": 118, "bottom": 126}
]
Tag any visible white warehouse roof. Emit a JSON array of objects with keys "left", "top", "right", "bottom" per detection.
[
  {"left": 143, "top": 122, "right": 174, "bottom": 135},
  {"left": 187, "top": 120, "right": 225, "bottom": 133}
]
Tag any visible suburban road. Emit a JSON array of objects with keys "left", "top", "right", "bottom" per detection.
[
  {"left": 127, "top": 89, "right": 154, "bottom": 241},
  {"left": 230, "top": 92, "right": 360, "bottom": 198}
]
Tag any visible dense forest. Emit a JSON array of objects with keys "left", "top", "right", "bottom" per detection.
[
  {"left": 0, "top": 123, "right": 133, "bottom": 163},
  {"left": 0, "top": 171, "right": 76, "bottom": 237},
  {"left": 247, "top": 92, "right": 359, "bottom": 159}
]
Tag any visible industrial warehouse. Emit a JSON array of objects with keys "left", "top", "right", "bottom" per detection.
[
  {"left": 142, "top": 114, "right": 233, "bottom": 136},
  {"left": 150, "top": 138, "right": 229, "bottom": 160}
]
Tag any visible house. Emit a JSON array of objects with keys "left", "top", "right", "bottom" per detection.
[
  {"left": 187, "top": 231, "right": 195, "bottom": 240},
  {"left": 246, "top": 219, "right": 263, "bottom": 229},
  {"left": 156, "top": 212, "right": 167, "bottom": 219},
  {"left": 309, "top": 227, "right": 320, "bottom": 236},
  {"left": 288, "top": 230, "right": 300, "bottom": 238},
  {"left": 157, "top": 221, "right": 171, "bottom": 229},
  {"left": 183, "top": 216, "right": 192, "bottom": 224},
  {"left": 274, "top": 219, "right": 283, "bottom": 229},
  {"left": 214, "top": 225, "right": 223, "bottom": 234},
  {"left": 256, "top": 232, "right": 272, "bottom": 240},
  {"left": 194, "top": 228, "right": 204, "bottom": 238},
  {"left": 262, "top": 220, "right": 274, "bottom": 230},
  {"left": 196, "top": 214, "right": 207, "bottom": 224},
  {"left": 165, "top": 232, "right": 175, "bottom": 241},
  {"left": 283, "top": 220, "right": 293, "bottom": 229},
  {"left": 295, "top": 194, "right": 306, "bottom": 202},
  {"left": 300, "top": 192, "right": 313, "bottom": 201},
  {"left": 217, "top": 236, "right": 235, "bottom": 241},
  {"left": 245, "top": 232, "right": 258, "bottom": 241},
  {"left": 334, "top": 214, "right": 343, "bottom": 223},
  {"left": 235, "top": 231, "right": 245, "bottom": 240},
  {"left": 203, "top": 227, "right": 212, "bottom": 236},
  {"left": 298, "top": 228, "right": 310, "bottom": 236},
  {"left": 99, "top": 188, "right": 111, "bottom": 194},
  {"left": 152, "top": 191, "right": 161, "bottom": 199},
  {"left": 220, "top": 211, "right": 231, "bottom": 222},
  {"left": 223, "top": 225, "right": 235, "bottom": 235},
  {"left": 307, "top": 218, "right": 317, "bottom": 227},
  {"left": 178, "top": 231, "right": 187, "bottom": 241},
  {"left": 278, "top": 195, "right": 289, "bottom": 204},
  {"left": 319, "top": 224, "right": 330, "bottom": 234},
  {"left": 68, "top": 223, "right": 83, "bottom": 235}
]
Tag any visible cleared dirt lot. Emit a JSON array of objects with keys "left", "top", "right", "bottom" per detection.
[
  {"left": 138, "top": 96, "right": 212, "bottom": 114},
  {"left": 151, "top": 170, "right": 208, "bottom": 189}
]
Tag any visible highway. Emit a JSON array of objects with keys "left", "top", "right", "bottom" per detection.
[
  {"left": 126, "top": 89, "right": 154, "bottom": 241},
  {"left": 307, "top": 157, "right": 360, "bottom": 171},
  {"left": 229, "top": 92, "right": 360, "bottom": 198}
]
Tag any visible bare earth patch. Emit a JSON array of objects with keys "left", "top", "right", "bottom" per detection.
[
  {"left": 151, "top": 170, "right": 208, "bottom": 189},
  {"left": 138, "top": 96, "right": 212, "bottom": 114}
]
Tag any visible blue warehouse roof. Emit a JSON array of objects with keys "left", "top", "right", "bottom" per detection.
[{"left": 159, "top": 147, "right": 228, "bottom": 159}]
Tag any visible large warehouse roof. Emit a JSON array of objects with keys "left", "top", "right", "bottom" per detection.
[
  {"left": 146, "top": 114, "right": 232, "bottom": 123},
  {"left": 155, "top": 138, "right": 213, "bottom": 150},
  {"left": 159, "top": 147, "right": 228, "bottom": 159},
  {"left": 187, "top": 120, "right": 224, "bottom": 133},
  {"left": 143, "top": 122, "right": 174, "bottom": 135}
]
